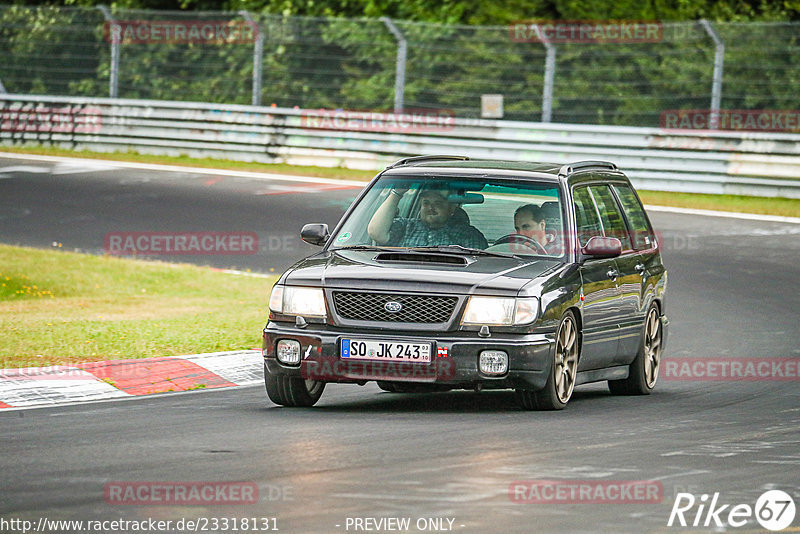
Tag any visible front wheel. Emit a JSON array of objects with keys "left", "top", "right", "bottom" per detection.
[
  {"left": 265, "top": 365, "right": 325, "bottom": 407},
  {"left": 608, "top": 304, "right": 662, "bottom": 395},
  {"left": 515, "top": 310, "right": 579, "bottom": 410}
]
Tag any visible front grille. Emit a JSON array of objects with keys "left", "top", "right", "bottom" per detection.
[{"left": 332, "top": 291, "right": 458, "bottom": 323}]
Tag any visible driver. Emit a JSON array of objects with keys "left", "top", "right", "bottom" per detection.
[{"left": 368, "top": 186, "right": 487, "bottom": 248}]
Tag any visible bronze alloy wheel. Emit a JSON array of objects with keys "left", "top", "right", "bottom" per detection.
[
  {"left": 554, "top": 313, "right": 579, "bottom": 403},
  {"left": 608, "top": 303, "right": 663, "bottom": 395},
  {"left": 516, "top": 311, "right": 579, "bottom": 410},
  {"left": 643, "top": 307, "right": 662, "bottom": 389}
]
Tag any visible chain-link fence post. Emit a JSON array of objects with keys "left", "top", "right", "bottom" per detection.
[
  {"left": 239, "top": 11, "right": 263, "bottom": 107},
  {"left": 532, "top": 24, "right": 556, "bottom": 123},
  {"left": 381, "top": 17, "right": 406, "bottom": 113},
  {"left": 700, "top": 20, "right": 724, "bottom": 129},
  {"left": 97, "top": 6, "right": 119, "bottom": 99}
]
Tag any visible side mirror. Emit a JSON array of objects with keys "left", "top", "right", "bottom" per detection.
[
  {"left": 581, "top": 236, "right": 622, "bottom": 259},
  {"left": 300, "top": 223, "right": 329, "bottom": 246}
]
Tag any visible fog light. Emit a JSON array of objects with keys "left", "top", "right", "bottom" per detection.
[
  {"left": 276, "top": 339, "right": 301, "bottom": 365},
  {"left": 479, "top": 350, "right": 508, "bottom": 375}
]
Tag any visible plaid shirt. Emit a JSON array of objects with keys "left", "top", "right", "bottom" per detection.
[{"left": 388, "top": 218, "right": 488, "bottom": 249}]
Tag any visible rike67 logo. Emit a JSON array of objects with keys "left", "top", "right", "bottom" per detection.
[{"left": 668, "top": 490, "right": 796, "bottom": 531}]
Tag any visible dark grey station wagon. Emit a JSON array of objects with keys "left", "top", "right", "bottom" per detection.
[{"left": 262, "top": 156, "right": 668, "bottom": 410}]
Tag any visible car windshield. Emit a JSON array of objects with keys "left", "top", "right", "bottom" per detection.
[{"left": 329, "top": 175, "right": 565, "bottom": 258}]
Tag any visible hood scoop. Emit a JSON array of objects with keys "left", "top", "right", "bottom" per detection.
[{"left": 373, "top": 251, "right": 469, "bottom": 266}]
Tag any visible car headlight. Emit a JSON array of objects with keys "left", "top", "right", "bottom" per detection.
[
  {"left": 461, "top": 296, "right": 539, "bottom": 326},
  {"left": 268, "top": 285, "right": 326, "bottom": 318}
]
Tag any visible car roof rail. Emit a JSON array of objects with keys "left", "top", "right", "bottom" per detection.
[
  {"left": 558, "top": 160, "right": 618, "bottom": 177},
  {"left": 386, "top": 155, "right": 470, "bottom": 169}
]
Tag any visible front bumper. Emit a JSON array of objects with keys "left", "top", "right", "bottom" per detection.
[{"left": 262, "top": 322, "right": 556, "bottom": 391}]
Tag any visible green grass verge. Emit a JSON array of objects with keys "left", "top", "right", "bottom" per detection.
[
  {"left": 3, "top": 145, "right": 800, "bottom": 217},
  {"left": 637, "top": 190, "right": 800, "bottom": 218},
  {"left": 0, "top": 244, "right": 277, "bottom": 368}
]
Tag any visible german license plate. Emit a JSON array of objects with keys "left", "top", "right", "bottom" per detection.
[{"left": 341, "top": 339, "right": 432, "bottom": 363}]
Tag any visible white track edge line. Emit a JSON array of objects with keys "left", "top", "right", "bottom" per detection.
[
  {"left": 0, "top": 382, "right": 262, "bottom": 412},
  {"left": 0, "top": 152, "right": 369, "bottom": 186},
  {"left": 2, "top": 152, "right": 798, "bottom": 223}
]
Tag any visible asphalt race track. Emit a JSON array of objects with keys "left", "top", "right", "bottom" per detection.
[
  {"left": 0, "top": 156, "right": 362, "bottom": 273},
  {"left": 1, "top": 155, "right": 799, "bottom": 533}
]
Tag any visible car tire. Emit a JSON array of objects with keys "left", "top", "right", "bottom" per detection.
[
  {"left": 515, "top": 310, "right": 579, "bottom": 411},
  {"left": 608, "top": 303, "right": 662, "bottom": 395},
  {"left": 264, "top": 365, "right": 325, "bottom": 407}
]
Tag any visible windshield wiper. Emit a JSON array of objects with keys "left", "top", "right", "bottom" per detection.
[{"left": 411, "top": 245, "right": 519, "bottom": 259}]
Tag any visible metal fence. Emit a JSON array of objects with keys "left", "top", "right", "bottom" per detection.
[
  {"left": 1, "top": 6, "right": 798, "bottom": 127},
  {"left": 3, "top": 94, "right": 800, "bottom": 198}
]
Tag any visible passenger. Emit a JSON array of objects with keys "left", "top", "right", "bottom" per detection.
[
  {"left": 513, "top": 204, "right": 552, "bottom": 252},
  {"left": 368, "top": 186, "right": 488, "bottom": 248}
]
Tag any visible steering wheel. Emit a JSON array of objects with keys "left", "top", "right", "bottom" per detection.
[{"left": 493, "top": 234, "right": 548, "bottom": 254}]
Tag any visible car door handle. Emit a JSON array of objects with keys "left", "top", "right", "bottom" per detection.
[
  {"left": 635, "top": 263, "right": 646, "bottom": 273},
  {"left": 607, "top": 269, "right": 618, "bottom": 280}
]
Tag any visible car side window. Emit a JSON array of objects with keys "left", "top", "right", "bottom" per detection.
[
  {"left": 573, "top": 186, "right": 603, "bottom": 247},
  {"left": 612, "top": 184, "right": 655, "bottom": 250},
  {"left": 588, "top": 185, "right": 633, "bottom": 251}
]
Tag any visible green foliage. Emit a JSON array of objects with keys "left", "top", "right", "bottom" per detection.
[
  {"left": 219, "top": 0, "right": 798, "bottom": 23},
  {"left": 0, "top": 5, "right": 798, "bottom": 125},
  {"left": 0, "top": 6, "right": 105, "bottom": 96}
]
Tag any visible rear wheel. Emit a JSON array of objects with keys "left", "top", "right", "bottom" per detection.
[
  {"left": 515, "top": 310, "right": 579, "bottom": 410},
  {"left": 608, "top": 304, "right": 662, "bottom": 395},
  {"left": 264, "top": 365, "right": 325, "bottom": 407}
]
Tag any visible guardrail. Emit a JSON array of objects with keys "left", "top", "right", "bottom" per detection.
[{"left": 2, "top": 94, "right": 800, "bottom": 198}]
